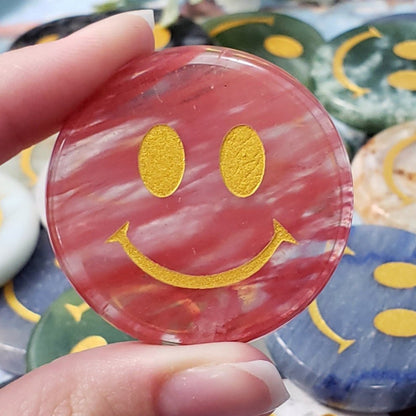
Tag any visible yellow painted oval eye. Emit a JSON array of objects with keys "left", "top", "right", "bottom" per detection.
[
  {"left": 387, "top": 70, "right": 416, "bottom": 91},
  {"left": 263, "top": 35, "right": 303, "bottom": 58},
  {"left": 153, "top": 24, "right": 171, "bottom": 50},
  {"left": 374, "top": 309, "right": 416, "bottom": 337},
  {"left": 36, "top": 34, "right": 59, "bottom": 44},
  {"left": 139, "top": 125, "right": 185, "bottom": 198},
  {"left": 374, "top": 262, "right": 416, "bottom": 288},
  {"left": 220, "top": 125, "right": 265, "bottom": 198},
  {"left": 70, "top": 336, "right": 108, "bottom": 353},
  {"left": 393, "top": 40, "right": 416, "bottom": 60}
]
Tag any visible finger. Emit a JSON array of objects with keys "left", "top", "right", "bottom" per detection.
[
  {"left": 0, "top": 10, "right": 155, "bottom": 164},
  {"left": 0, "top": 342, "right": 288, "bottom": 416}
]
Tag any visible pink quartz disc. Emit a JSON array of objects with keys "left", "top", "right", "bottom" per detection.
[{"left": 47, "top": 45, "right": 353, "bottom": 344}]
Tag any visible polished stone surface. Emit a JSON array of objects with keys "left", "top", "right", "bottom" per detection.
[
  {"left": 311, "top": 20, "right": 416, "bottom": 134},
  {"left": 274, "top": 379, "right": 388, "bottom": 416},
  {"left": 330, "top": 116, "right": 367, "bottom": 161},
  {"left": 9, "top": 10, "right": 211, "bottom": 52},
  {"left": 27, "top": 289, "right": 135, "bottom": 371},
  {"left": 0, "top": 172, "right": 40, "bottom": 286},
  {"left": 47, "top": 45, "right": 352, "bottom": 345},
  {"left": 203, "top": 12, "right": 324, "bottom": 88},
  {"left": 0, "top": 134, "right": 56, "bottom": 192},
  {"left": 352, "top": 120, "right": 416, "bottom": 233},
  {"left": 267, "top": 225, "right": 416, "bottom": 413},
  {"left": 0, "top": 369, "right": 18, "bottom": 388},
  {"left": 0, "top": 228, "right": 70, "bottom": 375}
]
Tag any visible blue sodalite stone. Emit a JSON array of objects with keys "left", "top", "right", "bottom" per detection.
[
  {"left": 267, "top": 225, "right": 416, "bottom": 413},
  {"left": 0, "top": 228, "right": 71, "bottom": 375}
]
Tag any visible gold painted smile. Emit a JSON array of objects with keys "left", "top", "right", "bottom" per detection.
[
  {"left": 107, "top": 219, "right": 296, "bottom": 289},
  {"left": 106, "top": 124, "right": 297, "bottom": 289}
]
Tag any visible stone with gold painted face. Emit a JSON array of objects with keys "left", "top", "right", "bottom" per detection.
[
  {"left": 267, "top": 225, "right": 416, "bottom": 413},
  {"left": 311, "top": 20, "right": 416, "bottom": 134},
  {"left": 202, "top": 12, "right": 324, "bottom": 89},
  {"left": 47, "top": 45, "right": 352, "bottom": 345},
  {"left": 352, "top": 120, "right": 416, "bottom": 233},
  {"left": 0, "top": 228, "right": 70, "bottom": 376},
  {"left": 26, "top": 289, "right": 134, "bottom": 371}
]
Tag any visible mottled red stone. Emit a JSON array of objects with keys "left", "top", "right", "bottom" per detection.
[{"left": 47, "top": 46, "right": 353, "bottom": 344}]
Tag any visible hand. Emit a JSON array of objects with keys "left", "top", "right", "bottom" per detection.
[{"left": 0, "top": 11, "right": 288, "bottom": 416}]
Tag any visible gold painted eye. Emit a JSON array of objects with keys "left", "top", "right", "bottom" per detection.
[
  {"left": 36, "top": 34, "right": 59, "bottom": 44},
  {"left": 387, "top": 39, "right": 416, "bottom": 90},
  {"left": 374, "top": 262, "right": 416, "bottom": 288},
  {"left": 70, "top": 336, "right": 108, "bottom": 353},
  {"left": 153, "top": 24, "right": 171, "bottom": 50},
  {"left": 393, "top": 40, "right": 416, "bottom": 60},
  {"left": 220, "top": 125, "right": 265, "bottom": 198},
  {"left": 387, "top": 70, "right": 416, "bottom": 91},
  {"left": 374, "top": 309, "right": 416, "bottom": 337},
  {"left": 139, "top": 125, "right": 185, "bottom": 198},
  {"left": 263, "top": 35, "right": 304, "bottom": 58}
]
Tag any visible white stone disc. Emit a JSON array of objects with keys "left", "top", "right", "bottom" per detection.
[{"left": 0, "top": 173, "right": 40, "bottom": 285}]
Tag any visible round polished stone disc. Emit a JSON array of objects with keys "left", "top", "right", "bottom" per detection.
[
  {"left": 47, "top": 45, "right": 353, "bottom": 344},
  {"left": 267, "top": 225, "right": 416, "bottom": 413},
  {"left": 275, "top": 380, "right": 387, "bottom": 416},
  {"left": 311, "top": 20, "right": 416, "bottom": 134},
  {"left": 351, "top": 120, "right": 416, "bottom": 233},
  {"left": 0, "top": 173, "right": 39, "bottom": 286},
  {"left": 9, "top": 11, "right": 211, "bottom": 51},
  {"left": 203, "top": 12, "right": 324, "bottom": 88},
  {"left": 0, "top": 228, "right": 70, "bottom": 375},
  {"left": 9, "top": 13, "right": 114, "bottom": 49},
  {"left": 27, "top": 289, "right": 135, "bottom": 371},
  {"left": 0, "top": 134, "right": 56, "bottom": 192}
]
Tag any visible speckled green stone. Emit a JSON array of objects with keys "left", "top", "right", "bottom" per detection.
[
  {"left": 311, "top": 21, "right": 416, "bottom": 134},
  {"left": 203, "top": 12, "right": 324, "bottom": 89},
  {"left": 26, "top": 289, "right": 135, "bottom": 371}
]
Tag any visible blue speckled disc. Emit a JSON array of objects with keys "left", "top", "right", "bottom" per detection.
[
  {"left": 0, "top": 228, "right": 71, "bottom": 375},
  {"left": 267, "top": 225, "right": 416, "bottom": 413}
]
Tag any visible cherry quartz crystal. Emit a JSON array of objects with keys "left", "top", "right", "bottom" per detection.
[{"left": 47, "top": 46, "right": 353, "bottom": 344}]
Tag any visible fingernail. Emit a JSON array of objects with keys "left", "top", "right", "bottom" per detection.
[
  {"left": 126, "top": 9, "right": 155, "bottom": 30},
  {"left": 157, "top": 360, "right": 289, "bottom": 416}
]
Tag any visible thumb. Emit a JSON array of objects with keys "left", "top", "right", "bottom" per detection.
[
  {"left": 0, "top": 341, "right": 288, "bottom": 416},
  {"left": 0, "top": 10, "right": 155, "bottom": 164}
]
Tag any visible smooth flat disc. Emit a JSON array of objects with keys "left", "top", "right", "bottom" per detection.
[{"left": 47, "top": 45, "right": 352, "bottom": 344}]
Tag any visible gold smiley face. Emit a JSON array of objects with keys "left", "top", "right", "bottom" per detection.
[
  {"left": 333, "top": 26, "right": 416, "bottom": 96},
  {"left": 107, "top": 124, "right": 297, "bottom": 290},
  {"left": 309, "top": 247, "right": 416, "bottom": 354}
]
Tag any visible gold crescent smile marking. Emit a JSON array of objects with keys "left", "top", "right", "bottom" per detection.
[
  {"left": 383, "top": 133, "right": 416, "bottom": 204},
  {"left": 4, "top": 281, "right": 41, "bottom": 323},
  {"left": 20, "top": 146, "right": 37, "bottom": 186},
  {"left": 209, "top": 16, "right": 274, "bottom": 37},
  {"left": 333, "top": 26, "right": 382, "bottom": 97},
  {"left": 107, "top": 220, "right": 297, "bottom": 289},
  {"left": 308, "top": 300, "right": 355, "bottom": 353}
]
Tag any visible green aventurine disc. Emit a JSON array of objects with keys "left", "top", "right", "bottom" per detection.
[
  {"left": 203, "top": 12, "right": 324, "bottom": 89},
  {"left": 27, "top": 289, "right": 134, "bottom": 371}
]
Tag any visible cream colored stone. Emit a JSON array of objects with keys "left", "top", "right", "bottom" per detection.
[{"left": 352, "top": 120, "right": 416, "bottom": 233}]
